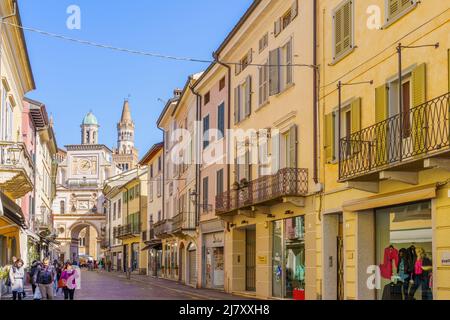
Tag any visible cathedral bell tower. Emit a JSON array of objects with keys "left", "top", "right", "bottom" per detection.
[{"left": 113, "top": 99, "right": 138, "bottom": 171}]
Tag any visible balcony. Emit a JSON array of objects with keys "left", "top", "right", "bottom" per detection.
[
  {"left": 153, "top": 219, "right": 172, "bottom": 238},
  {"left": 339, "top": 93, "right": 450, "bottom": 185},
  {"left": 216, "top": 168, "right": 309, "bottom": 215},
  {"left": 171, "top": 212, "right": 196, "bottom": 235},
  {"left": 0, "top": 142, "right": 34, "bottom": 199},
  {"left": 114, "top": 223, "right": 141, "bottom": 240}
]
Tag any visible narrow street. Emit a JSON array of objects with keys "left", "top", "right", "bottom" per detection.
[{"left": 1, "top": 270, "right": 252, "bottom": 300}]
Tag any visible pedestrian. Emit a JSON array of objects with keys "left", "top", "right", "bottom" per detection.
[
  {"left": 53, "top": 259, "right": 62, "bottom": 296},
  {"left": 33, "top": 257, "right": 56, "bottom": 300},
  {"left": 60, "top": 261, "right": 78, "bottom": 300},
  {"left": 9, "top": 258, "right": 25, "bottom": 300},
  {"left": 28, "top": 260, "right": 40, "bottom": 295}
]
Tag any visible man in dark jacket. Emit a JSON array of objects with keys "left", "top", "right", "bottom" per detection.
[
  {"left": 28, "top": 260, "right": 41, "bottom": 295},
  {"left": 33, "top": 257, "right": 56, "bottom": 300}
]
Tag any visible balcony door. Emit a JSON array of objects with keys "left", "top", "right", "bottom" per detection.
[{"left": 388, "top": 76, "right": 412, "bottom": 161}]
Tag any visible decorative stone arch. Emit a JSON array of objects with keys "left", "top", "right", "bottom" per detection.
[{"left": 66, "top": 220, "right": 103, "bottom": 263}]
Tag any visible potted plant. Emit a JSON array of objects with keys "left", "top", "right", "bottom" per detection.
[
  {"left": 0, "top": 265, "right": 11, "bottom": 299},
  {"left": 240, "top": 178, "right": 249, "bottom": 188}
]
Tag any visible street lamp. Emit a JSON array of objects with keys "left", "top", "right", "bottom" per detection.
[{"left": 8, "top": 144, "right": 22, "bottom": 165}]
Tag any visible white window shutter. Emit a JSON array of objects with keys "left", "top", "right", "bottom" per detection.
[
  {"left": 245, "top": 76, "right": 252, "bottom": 117},
  {"left": 269, "top": 49, "right": 280, "bottom": 96}
]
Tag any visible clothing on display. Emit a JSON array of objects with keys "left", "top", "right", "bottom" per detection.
[{"left": 379, "top": 246, "right": 399, "bottom": 280}]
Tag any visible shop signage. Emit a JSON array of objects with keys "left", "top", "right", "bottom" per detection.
[
  {"left": 258, "top": 256, "right": 267, "bottom": 264},
  {"left": 442, "top": 252, "right": 450, "bottom": 266}
]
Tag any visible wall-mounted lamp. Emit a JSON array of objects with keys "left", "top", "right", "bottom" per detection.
[{"left": 285, "top": 210, "right": 294, "bottom": 215}]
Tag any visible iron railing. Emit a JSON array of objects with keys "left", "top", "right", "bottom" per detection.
[
  {"left": 153, "top": 219, "right": 172, "bottom": 237},
  {"left": 172, "top": 211, "right": 196, "bottom": 232},
  {"left": 339, "top": 92, "right": 450, "bottom": 180},
  {"left": 215, "top": 168, "right": 308, "bottom": 214},
  {"left": 115, "top": 223, "right": 141, "bottom": 238}
]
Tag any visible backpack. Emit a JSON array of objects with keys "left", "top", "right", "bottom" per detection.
[{"left": 38, "top": 267, "right": 53, "bottom": 285}]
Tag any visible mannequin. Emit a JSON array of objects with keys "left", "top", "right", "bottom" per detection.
[{"left": 408, "top": 247, "right": 433, "bottom": 300}]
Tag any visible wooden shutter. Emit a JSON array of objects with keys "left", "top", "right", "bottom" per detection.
[
  {"left": 234, "top": 86, "right": 240, "bottom": 124},
  {"left": 269, "top": 49, "right": 280, "bottom": 96},
  {"left": 375, "top": 84, "right": 388, "bottom": 165},
  {"left": 245, "top": 76, "right": 252, "bottom": 117},
  {"left": 248, "top": 49, "right": 253, "bottom": 64},
  {"left": 272, "top": 133, "right": 280, "bottom": 174},
  {"left": 334, "top": 0, "right": 352, "bottom": 60},
  {"left": 388, "top": 0, "right": 413, "bottom": 20},
  {"left": 289, "top": 125, "right": 298, "bottom": 168},
  {"left": 351, "top": 98, "right": 361, "bottom": 134},
  {"left": 286, "top": 38, "right": 293, "bottom": 85},
  {"left": 412, "top": 63, "right": 427, "bottom": 153},
  {"left": 258, "top": 66, "right": 263, "bottom": 106},
  {"left": 412, "top": 63, "right": 426, "bottom": 107},
  {"left": 291, "top": 0, "right": 299, "bottom": 20},
  {"left": 274, "top": 18, "right": 282, "bottom": 37},
  {"left": 324, "top": 113, "right": 334, "bottom": 163}
]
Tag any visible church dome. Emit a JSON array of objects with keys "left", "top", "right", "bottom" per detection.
[{"left": 82, "top": 112, "right": 98, "bottom": 126}]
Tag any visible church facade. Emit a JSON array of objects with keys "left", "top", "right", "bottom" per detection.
[{"left": 52, "top": 101, "right": 138, "bottom": 262}]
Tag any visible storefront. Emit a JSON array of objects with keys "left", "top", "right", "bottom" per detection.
[
  {"left": 131, "top": 242, "right": 140, "bottom": 272},
  {"left": 272, "top": 216, "right": 305, "bottom": 299},
  {"left": 203, "top": 232, "right": 224, "bottom": 289},
  {"left": 163, "top": 239, "right": 178, "bottom": 280},
  {"left": 375, "top": 201, "right": 433, "bottom": 300},
  {"left": 187, "top": 242, "right": 197, "bottom": 287},
  {"left": 143, "top": 240, "right": 162, "bottom": 277}
]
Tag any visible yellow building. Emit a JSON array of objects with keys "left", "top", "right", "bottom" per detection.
[
  {"left": 110, "top": 166, "right": 148, "bottom": 274},
  {"left": 0, "top": 0, "right": 36, "bottom": 268},
  {"left": 139, "top": 142, "right": 164, "bottom": 276},
  {"left": 213, "top": 0, "right": 317, "bottom": 299},
  {"left": 318, "top": 0, "right": 449, "bottom": 300}
]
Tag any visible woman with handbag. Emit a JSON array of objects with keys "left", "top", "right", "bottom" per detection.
[
  {"left": 9, "top": 259, "right": 25, "bottom": 300},
  {"left": 60, "top": 261, "right": 78, "bottom": 300}
]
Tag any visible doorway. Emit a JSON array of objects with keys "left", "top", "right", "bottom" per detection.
[
  {"left": 245, "top": 227, "right": 256, "bottom": 292},
  {"left": 337, "top": 215, "right": 344, "bottom": 300}
]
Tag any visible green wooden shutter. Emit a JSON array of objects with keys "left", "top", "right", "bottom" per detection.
[
  {"left": 269, "top": 49, "right": 280, "bottom": 96},
  {"left": 388, "top": 0, "right": 401, "bottom": 20},
  {"left": 325, "top": 113, "right": 333, "bottom": 163},
  {"left": 351, "top": 98, "right": 361, "bottom": 134},
  {"left": 412, "top": 63, "right": 426, "bottom": 107},
  {"left": 245, "top": 76, "right": 252, "bottom": 117},
  {"left": 288, "top": 125, "right": 298, "bottom": 168},
  {"left": 234, "top": 86, "right": 240, "bottom": 124},
  {"left": 334, "top": 1, "right": 352, "bottom": 60},
  {"left": 375, "top": 85, "right": 388, "bottom": 165},
  {"left": 412, "top": 63, "right": 427, "bottom": 154}
]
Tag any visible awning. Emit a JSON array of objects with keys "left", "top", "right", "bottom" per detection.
[
  {"left": 25, "top": 229, "right": 40, "bottom": 242},
  {"left": 142, "top": 240, "right": 162, "bottom": 251},
  {"left": 0, "top": 191, "right": 25, "bottom": 227},
  {"left": 342, "top": 184, "right": 436, "bottom": 212}
]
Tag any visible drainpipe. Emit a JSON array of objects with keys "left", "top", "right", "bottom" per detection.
[
  {"left": 189, "top": 80, "right": 202, "bottom": 228},
  {"left": 213, "top": 53, "right": 232, "bottom": 194},
  {"left": 157, "top": 126, "right": 165, "bottom": 223},
  {"left": 313, "top": 0, "right": 319, "bottom": 184}
]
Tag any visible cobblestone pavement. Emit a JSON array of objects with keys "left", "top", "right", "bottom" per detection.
[{"left": 1, "top": 269, "right": 253, "bottom": 300}]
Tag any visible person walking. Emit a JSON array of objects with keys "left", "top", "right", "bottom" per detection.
[
  {"left": 60, "top": 262, "right": 78, "bottom": 300},
  {"left": 28, "top": 260, "right": 40, "bottom": 295},
  {"left": 9, "top": 259, "right": 25, "bottom": 300},
  {"left": 33, "top": 257, "right": 56, "bottom": 300},
  {"left": 53, "top": 260, "right": 62, "bottom": 296}
]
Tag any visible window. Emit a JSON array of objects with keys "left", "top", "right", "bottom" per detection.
[
  {"left": 129, "top": 187, "right": 135, "bottom": 201},
  {"left": 333, "top": 0, "right": 354, "bottom": 62},
  {"left": 217, "top": 103, "right": 225, "bottom": 139},
  {"left": 113, "top": 202, "right": 117, "bottom": 220},
  {"left": 150, "top": 164, "right": 154, "bottom": 178},
  {"left": 158, "top": 156, "right": 162, "bottom": 172},
  {"left": 149, "top": 180, "right": 154, "bottom": 202},
  {"left": 219, "top": 77, "right": 226, "bottom": 91},
  {"left": 235, "top": 49, "right": 252, "bottom": 75},
  {"left": 202, "top": 177, "right": 209, "bottom": 207},
  {"left": 236, "top": 142, "right": 252, "bottom": 183},
  {"left": 203, "top": 115, "right": 210, "bottom": 149},
  {"left": 157, "top": 176, "right": 162, "bottom": 197},
  {"left": 259, "top": 61, "right": 269, "bottom": 106},
  {"left": 60, "top": 201, "right": 65, "bottom": 214},
  {"left": 386, "top": 0, "right": 416, "bottom": 23},
  {"left": 324, "top": 98, "right": 361, "bottom": 163},
  {"left": 118, "top": 199, "right": 122, "bottom": 219},
  {"left": 158, "top": 210, "right": 162, "bottom": 221},
  {"left": 283, "top": 125, "right": 297, "bottom": 169},
  {"left": 259, "top": 33, "right": 269, "bottom": 53},
  {"left": 135, "top": 184, "right": 140, "bottom": 197},
  {"left": 234, "top": 76, "right": 252, "bottom": 124},
  {"left": 269, "top": 38, "right": 293, "bottom": 96},
  {"left": 274, "top": 1, "right": 298, "bottom": 37},
  {"left": 204, "top": 91, "right": 211, "bottom": 105},
  {"left": 123, "top": 191, "right": 128, "bottom": 203},
  {"left": 216, "top": 169, "right": 224, "bottom": 196}
]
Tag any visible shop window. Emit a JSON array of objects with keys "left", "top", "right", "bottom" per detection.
[
  {"left": 376, "top": 201, "right": 433, "bottom": 300},
  {"left": 272, "top": 216, "right": 305, "bottom": 299}
]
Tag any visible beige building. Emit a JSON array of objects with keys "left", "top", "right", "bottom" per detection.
[{"left": 213, "top": 0, "right": 318, "bottom": 299}]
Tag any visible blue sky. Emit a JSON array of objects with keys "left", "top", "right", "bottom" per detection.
[{"left": 20, "top": 0, "right": 252, "bottom": 155}]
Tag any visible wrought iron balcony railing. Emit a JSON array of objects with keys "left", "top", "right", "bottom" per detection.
[
  {"left": 153, "top": 219, "right": 172, "bottom": 238},
  {"left": 215, "top": 168, "right": 308, "bottom": 215},
  {"left": 0, "top": 141, "right": 35, "bottom": 199},
  {"left": 339, "top": 92, "right": 450, "bottom": 181},
  {"left": 115, "top": 223, "right": 141, "bottom": 239},
  {"left": 171, "top": 212, "right": 196, "bottom": 233}
]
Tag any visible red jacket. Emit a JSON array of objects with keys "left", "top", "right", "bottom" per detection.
[{"left": 380, "top": 246, "right": 399, "bottom": 280}]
